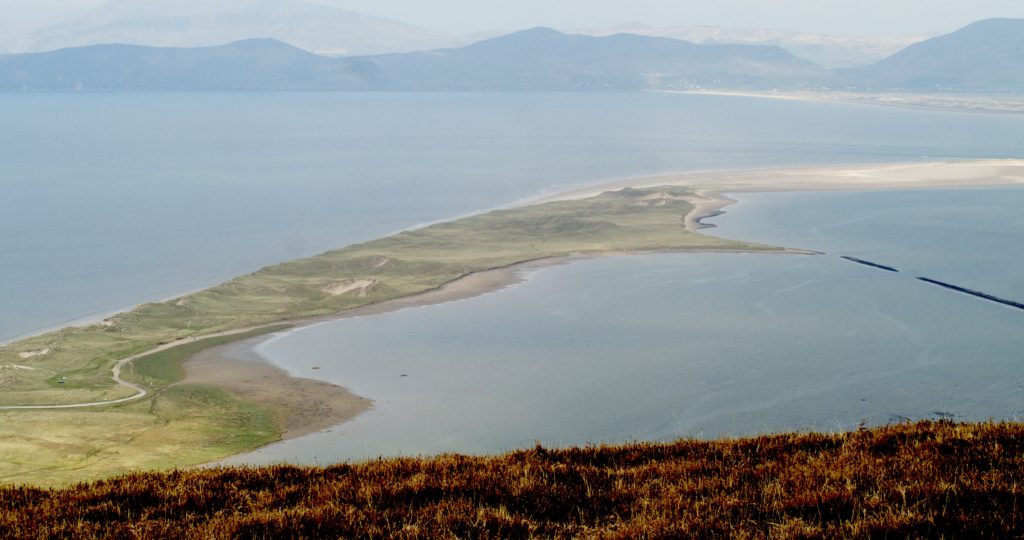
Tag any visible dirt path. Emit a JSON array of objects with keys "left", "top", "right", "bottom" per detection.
[{"left": 0, "top": 324, "right": 281, "bottom": 411}]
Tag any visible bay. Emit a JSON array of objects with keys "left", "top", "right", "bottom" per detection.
[{"left": 4, "top": 92, "right": 1024, "bottom": 341}]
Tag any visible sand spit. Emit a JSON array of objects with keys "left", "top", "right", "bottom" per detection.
[{"left": 183, "top": 158, "right": 1024, "bottom": 447}]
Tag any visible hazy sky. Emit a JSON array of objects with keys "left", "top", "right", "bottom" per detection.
[
  {"left": 2, "top": 0, "right": 1024, "bottom": 37},
  {"left": 329, "top": 0, "right": 1024, "bottom": 36}
]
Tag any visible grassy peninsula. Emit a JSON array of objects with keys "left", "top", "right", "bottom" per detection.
[
  {"left": 0, "top": 186, "right": 774, "bottom": 486},
  {"left": 3, "top": 421, "right": 1022, "bottom": 538}
]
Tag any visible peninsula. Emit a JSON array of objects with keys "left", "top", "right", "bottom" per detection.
[{"left": 1, "top": 159, "right": 1022, "bottom": 486}]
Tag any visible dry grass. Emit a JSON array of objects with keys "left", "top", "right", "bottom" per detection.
[{"left": 2, "top": 421, "right": 1021, "bottom": 538}]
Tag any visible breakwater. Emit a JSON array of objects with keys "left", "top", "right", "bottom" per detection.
[
  {"left": 840, "top": 256, "right": 900, "bottom": 273},
  {"left": 917, "top": 277, "right": 1024, "bottom": 312}
]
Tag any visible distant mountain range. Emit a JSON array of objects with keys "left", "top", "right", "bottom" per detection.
[
  {"left": 0, "top": 28, "right": 826, "bottom": 91},
  {"left": 0, "top": 0, "right": 929, "bottom": 67},
  {"left": 369, "top": 27, "right": 824, "bottom": 91},
  {"left": 1, "top": 19, "right": 1022, "bottom": 92}
]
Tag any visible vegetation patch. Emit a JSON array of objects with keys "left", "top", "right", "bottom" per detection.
[{"left": 1, "top": 421, "right": 1021, "bottom": 538}]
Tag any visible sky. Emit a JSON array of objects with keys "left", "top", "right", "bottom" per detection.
[
  {"left": 327, "top": 0, "right": 1024, "bottom": 36},
  {"left": 2, "top": 0, "right": 1024, "bottom": 37}
]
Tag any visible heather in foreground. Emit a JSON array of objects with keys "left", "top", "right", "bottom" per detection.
[{"left": 2, "top": 421, "right": 1022, "bottom": 539}]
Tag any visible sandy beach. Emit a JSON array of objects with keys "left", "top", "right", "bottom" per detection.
[
  {"left": 537, "top": 159, "right": 1024, "bottom": 232},
  {"left": 182, "top": 158, "right": 1024, "bottom": 447}
]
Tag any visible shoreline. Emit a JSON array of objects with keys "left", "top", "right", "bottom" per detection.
[{"left": 188, "top": 158, "right": 1024, "bottom": 451}]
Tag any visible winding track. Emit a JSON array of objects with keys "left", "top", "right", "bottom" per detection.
[{"left": 0, "top": 326, "right": 276, "bottom": 411}]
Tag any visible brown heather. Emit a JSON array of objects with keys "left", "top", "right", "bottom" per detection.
[{"left": 1, "top": 421, "right": 1022, "bottom": 539}]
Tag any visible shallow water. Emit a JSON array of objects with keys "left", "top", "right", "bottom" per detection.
[
  {"left": 4, "top": 92, "right": 1024, "bottom": 341},
  {"left": 226, "top": 187, "right": 1024, "bottom": 465}
]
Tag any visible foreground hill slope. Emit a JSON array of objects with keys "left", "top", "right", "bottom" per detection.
[
  {"left": 2, "top": 421, "right": 1021, "bottom": 538},
  {"left": 839, "top": 18, "right": 1024, "bottom": 91}
]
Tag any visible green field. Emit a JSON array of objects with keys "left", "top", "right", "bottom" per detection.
[{"left": 0, "top": 186, "right": 778, "bottom": 485}]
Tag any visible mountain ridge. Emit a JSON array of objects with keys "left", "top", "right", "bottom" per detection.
[
  {"left": 1, "top": 20, "right": 1022, "bottom": 93},
  {"left": 0, "top": 28, "right": 825, "bottom": 91}
]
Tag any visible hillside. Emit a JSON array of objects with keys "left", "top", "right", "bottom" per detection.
[
  {"left": 838, "top": 18, "right": 1024, "bottom": 91},
  {"left": 2, "top": 421, "right": 1022, "bottom": 537}
]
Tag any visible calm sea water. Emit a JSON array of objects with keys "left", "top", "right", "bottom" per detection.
[
  {"left": 3, "top": 92, "right": 1024, "bottom": 342},
  {"left": 228, "top": 187, "right": 1024, "bottom": 465}
]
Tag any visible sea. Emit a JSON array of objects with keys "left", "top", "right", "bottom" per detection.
[
  {"left": 2, "top": 92, "right": 1023, "bottom": 462},
  {"left": 3, "top": 91, "right": 1023, "bottom": 342}
]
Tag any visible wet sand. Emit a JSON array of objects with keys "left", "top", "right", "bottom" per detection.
[{"left": 183, "top": 341, "right": 372, "bottom": 440}]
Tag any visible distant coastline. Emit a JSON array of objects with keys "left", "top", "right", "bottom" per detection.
[{"left": 667, "top": 89, "right": 1024, "bottom": 115}]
